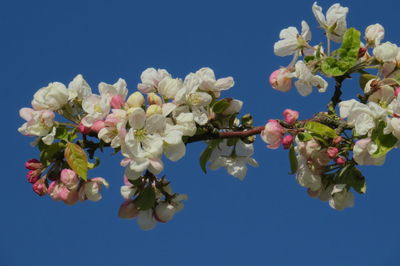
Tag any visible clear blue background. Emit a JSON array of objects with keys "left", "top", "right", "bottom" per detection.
[{"left": 1, "top": 0, "right": 400, "bottom": 265}]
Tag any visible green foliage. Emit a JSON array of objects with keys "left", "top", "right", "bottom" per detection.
[
  {"left": 64, "top": 142, "right": 88, "bottom": 180},
  {"left": 136, "top": 186, "right": 156, "bottom": 210},
  {"left": 305, "top": 121, "right": 337, "bottom": 139},
  {"left": 321, "top": 28, "right": 360, "bottom": 76},
  {"left": 39, "top": 141, "right": 66, "bottom": 166},
  {"left": 288, "top": 146, "right": 298, "bottom": 174},
  {"left": 241, "top": 114, "right": 253, "bottom": 128},
  {"left": 298, "top": 132, "right": 313, "bottom": 142},
  {"left": 337, "top": 164, "right": 366, "bottom": 194},
  {"left": 371, "top": 121, "right": 398, "bottom": 158},
  {"left": 199, "top": 139, "right": 222, "bottom": 173},
  {"left": 55, "top": 126, "right": 77, "bottom": 142},
  {"left": 212, "top": 99, "right": 231, "bottom": 114}
]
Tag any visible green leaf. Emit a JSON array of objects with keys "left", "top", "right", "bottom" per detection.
[
  {"left": 135, "top": 186, "right": 156, "bottom": 210},
  {"left": 88, "top": 157, "right": 101, "bottom": 169},
  {"left": 241, "top": 114, "right": 253, "bottom": 128},
  {"left": 288, "top": 146, "right": 298, "bottom": 174},
  {"left": 337, "top": 28, "right": 360, "bottom": 63},
  {"left": 64, "top": 142, "right": 88, "bottom": 180},
  {"left": 212, "top": 99, "right": 231, "bottom": 114},
  {"left": 304, "top": 55, "right": 315, "bottom": 62},
  {"left": 305, "top": 121, "right": 337, "bottom": 139},
  {"left": 321, "top": 28, "right": 360, "bottom": 77},
  {"left": 359, "top": 73, "right": 376, "bottom": 90},
  {"left": 199, "top": 140, "right": 221, "bottom": 173},
  {"left": 337, "top": 165, "right": 366, "bottom": 194},
  {"left": 39, "top": 142, "right": 66, "bottom": 166},
  {"left": 298, "top": 132, "right": 313, "bottom": 142},
  {"left": 371, "top": 121, "right": 398, "bottom": 158}
]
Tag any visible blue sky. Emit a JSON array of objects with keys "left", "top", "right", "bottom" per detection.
[{"left": 1, "top": 0, "right": 400, "bottom": 265}]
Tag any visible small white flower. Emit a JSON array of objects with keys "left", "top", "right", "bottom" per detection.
[
  {"left": 138, "top": 68, "right": 171, "bottom": 94},
  {"left": 68, "top": 74, "right": 92, "bottom": 101},
  {"left": 32, "top": 82, "right": 69, "bottom": 111},
  {"left": 373, "top": 42, "right": 399, "bottom": 62},
  {"left": 296, "top": 155, "right": 322, "bottom": 191},
  {"left": 195, "top": 67, "right": 234, "bottom": 97},
  {"left": 18, "top": 108, "right": 56, "bottom": 144},
  {"left": 353, "top": 138, "right": 386, "bottom": 165},
  {"left": 294, "top": 61, "right": 327, "bottom": 96},
  {"left": 158, "top": 77, "right": 183, "bottom": 99},
  {"left": 79, "top": 177, "right": 109, "bottom": 202},
  {"left": 137, "top": 210, "right": 157, "bottom": 230},
  {"left": 81, "top": 94, "right": 111, "bottom": 127},
  {"left": 365, "top": 24, "right": 385, "bottom": 47},
  {"left": 329, "top": 184, "right": 354, "bottom": 210},
  {"left": 99, "top": 78, "right": 128, "bottom": 100},
  {"left": 312, "top": 2, "right": 348, "bottom": 42},
  {"left": 274, "top": 21, "right": 312, "bottom": 57}
]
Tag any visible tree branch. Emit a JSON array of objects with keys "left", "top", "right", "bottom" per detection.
[
  {"left": 328, "top": 75, "right": 346, "bottom": 113},
  {"left": 186, "top": 126, "right": 265, "bottom": 143}
]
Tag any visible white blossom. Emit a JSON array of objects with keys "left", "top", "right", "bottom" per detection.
[
  {"left": 32, "top": 82, "right": 69, "bottom": 111},
  {"left": 274, "top": 21, "right": 312, "bottom": 57},
  {"left": 81, "top": 94, "right": 111, "bottom": 127},
  {"left": 329, "top": 184, "right": 354, "bottom": 210},
  {"left": 138, "top": 68, "right": 171, "bottom": 94},
  {"left": 68, "top": 74, "right": 92, "bottom": 101},
  {"left": 365, "top": 24, "right": 385, "bottom": 47},
  {"left": 373, "top": 42, "right": 399, "bottom": 62},
  {"left": 294, "top": 61, "right": 328, "bottom": 96},
  {"left": 312, "top": 2, "right": 348, "bottom": 42},
  {"left": 18, "top": 108, "right": 56, "bottom": 145},
  {"left": 195, "top": 67, "right": 234, "bottom": 98},
  {"left": 353, "top": 138, "right": 386, "bottom": 165}
]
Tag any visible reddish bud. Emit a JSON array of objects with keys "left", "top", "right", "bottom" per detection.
[
  {"left": 336, "top": 157, "right": 346, "bottom": 165},
  {"left": 283, "top": 109, "right": 299, "bottom": 125},
  {"left": 327, "top": 147, "right": 339, "bottom": 159},
  {"left": 78, "top": 122, "right": 91, "bottom": 135},
  {"left": 332, "top": 136, "right": 343, "bottom": 145},
  {"left": 26, "top": 169, "right": 41, "bottom": 184},
  {"left": 282, "top": 135, "right": 294, "bottom": 149},
  {"left": 110, "top": 95, "right": 125, "bottom": 109},
  {"left": 395, "top": 87, "right": 400, "bottom": 97},
  {"left": 91, "top": 120, "right": 105, "bottom": 133},
  {"left": 32, "top": 179, "right": 47, "bottom": 196},
  {"left": 358, "top": 47, "right": 367, "bottom": 58},
  {"left": 25, "top": 159, "right": 43, "bottom": 170}
]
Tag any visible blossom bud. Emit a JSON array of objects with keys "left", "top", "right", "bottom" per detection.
[
  {"left": 365, "top": 23, "right": 384, "bottom": 47},
  {"left": 307, "top": 188, "right": 320, "bottom": 198},
  {"left": 147, "top": 93, "right": 163, "bottom": 106},
  {"left": 261, "top": 120, "right": 285, "bottom": 149},
  {"left": 78, "top": 122, "right": 91, "bottom": 135},
  {"left": 110, "top": 95, "right": 125, "bottom": 109},
  {"left": 91, "top": 120, "right": 105, "bottom": 133},
  {"left": 32, "top": 179, "right": 47, "bottom": 196},
  {"left": 126, "top": 92, "right": 145, "bottom": 108},
  {"left": 395, "top": 87, "right": 400, "bottom": 97},
  {"left": 332, "top": 136, "right": 343, "bottom": 145},
  {"left": 336, "top": 157, "right": 346, "bottom": 165},
  {"left": 118, "top": 200, "right": 139, "bottom": 219},
  {"left": 27, "top": 169, "right": 41, "bottom": 184},
  {"left": 60, "top": 169, "right": 79, "bottom": 190},
  {"left": 283, "top": 109, "right": 299, "bottom": 125},
  {"left": 269, "top": 68, "right": 292, "bottom": 92},
  {"left": 154, "top": 202, "right": 176, "bottom": 223},
  {"left": 146, "top": 104, "right": 162, "bottom": 116},
  {"left": 358, "top": 47, "right": 367, "bottom": 58},
  {"left": 137, "top": 210, "right": 157, "bottom": 230},
  {"left": 373, "top": 42, "right": 398, "bottom": 62},
  {"left": 327, "top": 147, "right": 339, "bottom": 159},
  {"left": 25, "top": 159, "right": 43, "bottom": 170},
  {"left": 282, "top": 135, "right": 293, "bottom": 149}
]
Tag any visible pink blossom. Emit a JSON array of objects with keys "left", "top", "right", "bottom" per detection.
[
  {"left": 282, "top": 135, "right": 293, "bottom": 149},
  {"left": 283, "top": 109, "right": 299, "bottom": 125},
  {"left": 118, "top": 200, "right": 139, "bottom": 219},
  {"left": 269, "top": 68, "right": 293, "bottom": 92},
  {"left": 327, "top": 147, "right": 339, "bottom": 158},
  {"left": 78, "top": 122, "right": 91, "bottom": 134},
  {"left": 110, "top": 95, "right": 125, "bottom": 109},
  {"left": 91, "top": 120, "right": 105, "bottom": 133},
  {"left": 395, "top": 87, "right": 400, "bottom": 97},
  {"left": 25, "top": 159, "right": 43, "bottom": 170},
  {"left": 26, "top": 169, "right": 41, "bottom": 184},
  {"left": 32, "top": 179, "right": 47, "bottom": 196},
  {"left": 48, "top": 181, "right": 70, "bottom": 201},
  {"left": 332, "top": 136, "right": 343, "bottom": 145},
  {"left": 60, "top": 169, "right": 79, "bottom": 190},
  {"left": 261, "top": 120, "right": 285, "bottom": 149}
]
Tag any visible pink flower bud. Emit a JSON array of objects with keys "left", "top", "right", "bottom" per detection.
[
  {"left": 261, "top": 120, "right": 285, "bottom": 149},
  {"left": 91, "top": 120, "right": 105, "bottom": 133},
  {"left": 283, "top": 109, "right": 299, "bottom": 125},
  {"left": 60, "top": 169, "right": 79, "bottom": 190},
  {"left": 269, "top": 68, "right": 292, "bottom": 92},
  {"left": 32, "top": 179, "right": 47, "bottom": 196},
  {"left": 332, "top": 136, "right": 343, "bottom": 145},
  {"left": 282, "top": 135, "right": 293, "bottom": 149},
  {"left": 78, "top": 122, "right": 91, "bottom": 134},
  {"left": 327, "top": 147, "right": 339, "bottom": 159},
  {"left": 307, "top": 188, "right": 320, "bottom": 198},
  {"left": 358, "top": 47, "right": 367, "bottom": 58},
  {"left": 336, "top": 157, "right": 346, "bottom": 165},
  {"left": 395, "top": 87, "right": 400, "bottom": 97},
  {"left": 25, "top": 159, "right": 43, "bottom": 170},
  {"left": 26, "top": 169, "right": 41, "bottom": 184},
  {"left": 118, "top": 200, "right": 139, "bottom": 219},
  {"left": 110, "top": 95, "right": 125, "bottom": 109}
]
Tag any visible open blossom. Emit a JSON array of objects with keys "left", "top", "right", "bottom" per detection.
[
  {"left": 32, "top": 82, "right": 69, "bottom": 111},
  {"left": 81, "top": 94, "right": 111, "bottom": 127},
  {"left": 312, "top": 2, "right": 348, "bottom": 42},
  {"left": 60, "top": 169, "right": 79, "bottom": 190},
  {"left": 158, "top": 77, "right": 183, "bottom": 100},
  {"left": 364, "top": 79, "right": 395, "bottom": 104},
  {"left": 353, "top": 138, "right": 386, "bottom": 165},
  {"left": 294, "top": 61, "right": 327, "bottom": 96},
  {"left": 261, "top": 120, "right": 285, "bottom": 149},
  {"left": 98, "top": 109, "right": 128, "bottom": 148},
  {"left": 68, "top": 74, "right": 92, "bottom": 101},
  {"left": 209, "top": 140, "right": 258, "bottom": 180},
  {"left": 365, "top": 24, "right": 384, "bottom": 47},
  {"left": 329, "top": 184, "right": 354, "bottom": 210},
  {"left": 138, "top": 68, "right": 171, "bottom": 94},
  {"left": 339, "top": 99, "right": 386, "bottom": 136},
  {"left": 269, "top": 68, "right": 293, "bottom": 92},
  {"left": 373, "top": 42, "right": 399, "bottom": 62},
  {"left": 274, "top": 20, "right": 311, "bottom": 57},
  {"left": 195, "top": 67, "right": 234, "bottom": 98},
  {"left": 18, "top": 108, "right": 56, "bottom": 145}
]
